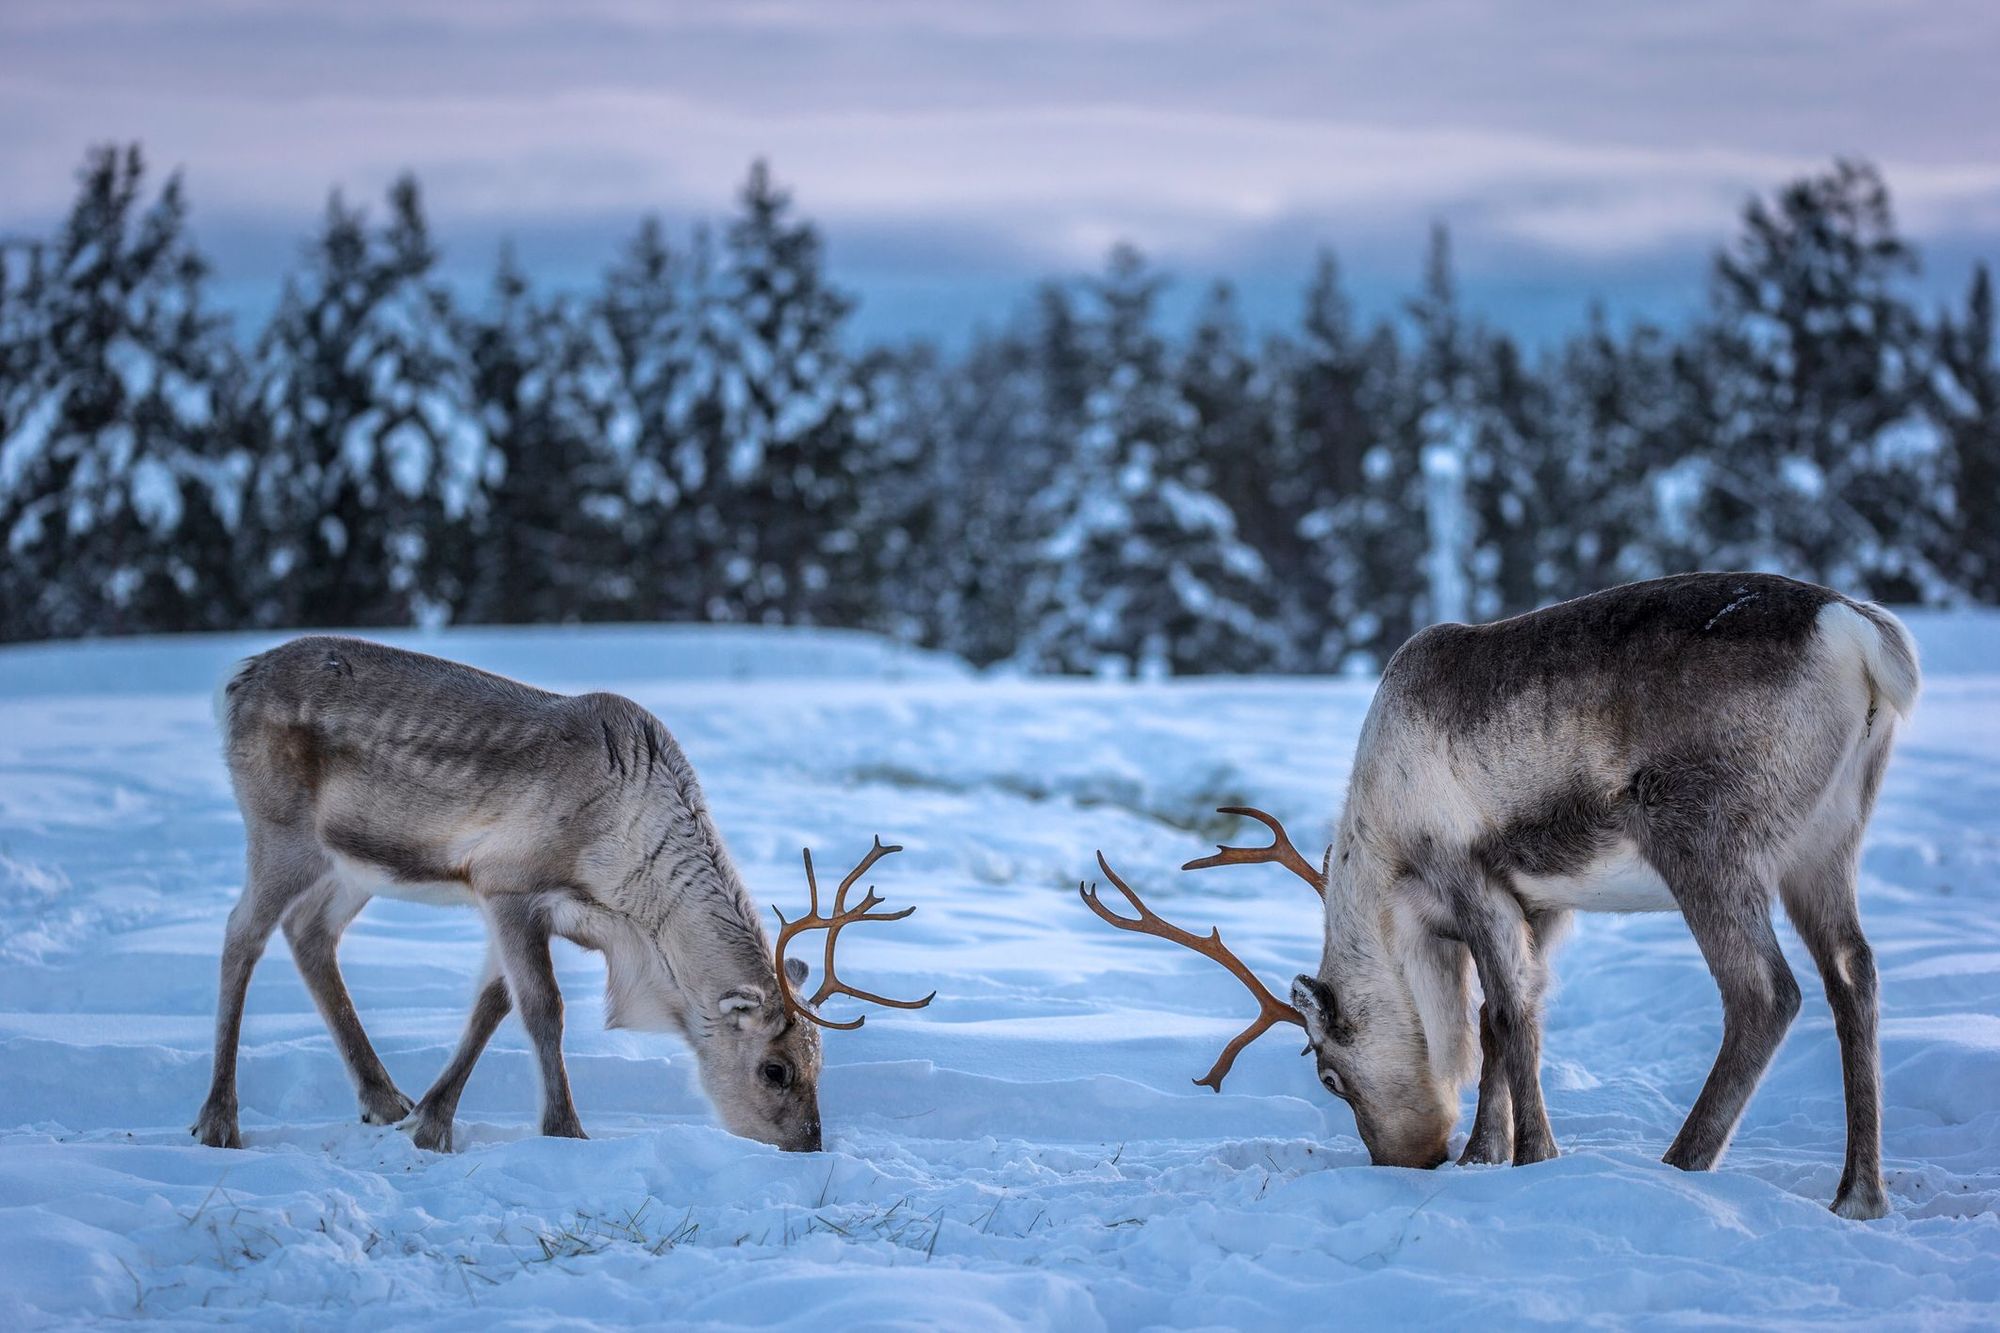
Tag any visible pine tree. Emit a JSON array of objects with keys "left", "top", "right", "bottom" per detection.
[
  {"left": 597, "top": 216, "right": 700, "bottom": 619},
  {"left": 462, "top": 253, "right": 624, "bottom": 623},
  {"left": 1299, "top": 226, "right": 1475, "bottom": 666},
  {"left": 1545, "top": 308, "right": 1679, "bottom": 593},
  {"left": 0, "top": 241, "right": 46, "bottom": 639},
  {"left": 1410, "top": 225, "right": 1480, "bottom": 626},
  {"left": 1019, "top": 246, "right": 1280, "bottom": 676},
  {"left": 706, "top": 161, "right": 877, "bottom": 626},
  {"left": 0, "top": 241, "right": 39, "bottom": 432},
  {"left": 246, "top": 176, "right": 485, "bottom": 628},
  {"left": 1182, "top": 284, "right": 1268, "bottom": 527},
  {"left": 1292, "top": 253, "right": 1374, "bottom": 506},
  {"left": 1701, "top": 160, "right": 1940, "bottom": 597},
  {"left": 927, "top": 332, "right": 1026, "bottom": 663},
  {"left": 1182, "top": 282, "right": 1299, "bottom": 664},
  {"left": 1271, "top": 253, "right": 1377, "bottom": 666},
  {"left": 915, "top": 296, "right": 1084, "bottom": 666},
  {"left": 0, "top": 145, "right": 242, "bottom": 641},
  {"left": 1465, "top": 332, "right": 1555, "bottom": 617},
  {"left": 851, "top": 342, "right": 945, "bottom": 642},
  {"left": 1936, "top": 264, "right": 2000, "bottom": 598},
  {"left": 1301, "top": 322, "right": 1427, "bottom": 669}
]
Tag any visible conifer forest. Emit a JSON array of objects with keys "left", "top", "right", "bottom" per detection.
[{"left": 3, "top": 145, "right": 1995, "bottom": 673}]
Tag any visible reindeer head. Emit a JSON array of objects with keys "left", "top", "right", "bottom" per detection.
[
  {"left": 1083, "top": 807, "right": 1453, "bottom": 1169},
  {"left": 705, "top": 836, "right": 934, "bottom": 1153},
  {"left": 701, "top": 959, "right": 826, "bottom": 1153},
  {"left": 1290, "top": 962, "right": 1456, "bottom": 1171}
]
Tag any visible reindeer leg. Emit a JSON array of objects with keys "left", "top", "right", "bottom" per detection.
[
  {"left": 193, "top": 834, "right": 321, "bottom": 1148},
  {"left": 407, "top": 946, "right": 511, "bottom": 1153},
  {"left": 489, "top": 896, "right": 586, "bottom": 1140},
  {"left": 1433, "top": 858, "right": 1558, "bottom": 1165},
  {"left": 1780, "top": 831, "right": 1885, "bottom": 1219},
  {"left": 1661, "top": 887, "right": 1800, "bottom": 1173},
  {"left": 283, "top": 880, "right": 412, "bottom": 1127},
  {"left": 1458, "top": 1001, "right": 1514, "bottom": 1165}
]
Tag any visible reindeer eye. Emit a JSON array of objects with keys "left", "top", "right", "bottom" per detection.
[
  {"left": 1320, "top": 1069, "right": 1347, "bottom": 1098},
  {"left": 761, "top": 1061, "right": 792, "bottom": 1089}
]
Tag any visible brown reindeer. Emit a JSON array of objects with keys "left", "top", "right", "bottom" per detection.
[{"left": 194, "top": 636, "right": 931, "bottom": 1154}]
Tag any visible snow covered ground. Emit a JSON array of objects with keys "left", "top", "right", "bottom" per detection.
[{"left": 0, "top": 618, "right": 1996, "bottom": 1329}]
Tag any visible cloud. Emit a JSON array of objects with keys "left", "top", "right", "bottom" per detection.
[
  {"left": 8, "top": 77, "right": 1996, "bottom": 267},
  {"left": 3, "top": 0, "right": 1995, "bottom": 329}
]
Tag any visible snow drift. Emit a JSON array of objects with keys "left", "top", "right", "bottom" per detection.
[{"left": 0, "top": 621, "right": 1995, "bottom": 1327}]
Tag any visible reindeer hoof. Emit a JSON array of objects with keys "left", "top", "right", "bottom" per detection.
[
  {"left": 1458, "top": 1132, "right": 1511, "bottom": 1166},
  {"left": 406, "top": 1114, "right": 455, "bottom": 1153},
  {"left": 542, "top": 1118, "right": 588, "bottom": 1140},
  {"left": 360, "top": 1085, "right": 415, "bottom": 1126},
  {"left": 1512, "top": 1137, "right": 1559, "bottom": 1166},
  {"left": 1661, "top": 1142, "right": 1711, "bottom": 1173},
  {"left": 1831, "top": 1182, "right": 1888, "bottom": 1220},
  {"left": 191, "top": 1103, "right": 242, "bottom": 1150}
]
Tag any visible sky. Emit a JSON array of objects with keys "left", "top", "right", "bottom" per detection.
[{"left": 4, "top": 0, "right": 1999, "bottom": 345}]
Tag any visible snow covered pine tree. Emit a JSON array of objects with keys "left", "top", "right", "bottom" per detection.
[{"left": 0, "top": 145, "right": 242, "bottom": 641}]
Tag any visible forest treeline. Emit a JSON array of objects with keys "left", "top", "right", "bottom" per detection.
[{"left": 1, "top": 145, "right": 1996, "bottom": 672}]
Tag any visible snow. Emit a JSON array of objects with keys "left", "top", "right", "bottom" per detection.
[
  {"left": 0, "top": 393, "right": 60, "bottom": 493},
  {"left": 0, "top": 619, "right": 1996, "bottom": 1328},
  {"left": 129, "top": 456, "right": 182, "bottom": 533}
]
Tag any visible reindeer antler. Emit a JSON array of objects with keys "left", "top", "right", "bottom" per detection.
[
  {"left": 1181, "top": 806, "right": 1329, "bottom": 899},
  {"left": 774, "top": 836, "right": 937, "bottom": 1031},
  {"left": 1080, "top": 851, "right": 1304, "bottom": 1092}
]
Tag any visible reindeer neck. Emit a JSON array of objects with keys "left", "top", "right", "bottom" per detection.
[
  {"left": 1321, "top": 826, "right": 1394, "bottom": 964},
  {"left": 606, "top": 785, "right": 778, "bottom": 1034},
  {"left": 572, "top": 748, "right": 780, "bottom": 1040}
]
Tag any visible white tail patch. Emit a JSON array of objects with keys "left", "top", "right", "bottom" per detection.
[{"left": 1816, "top": 602, "right": 1921, "bottom": 720}]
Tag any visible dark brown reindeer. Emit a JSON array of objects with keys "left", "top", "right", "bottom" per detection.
[
  {"left": 194, "top": 636, "right": 931, "bottom": 1154},
  {"left": 1084, "top": 573, "right": 1917, "bottom": 1219}
]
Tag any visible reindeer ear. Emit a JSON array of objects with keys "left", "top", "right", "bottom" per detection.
[
  {"left": 1291, "top": 974, "right": 1339, "bottom": 1042},
  {"left": 718, "top": 985, "right": 766, "bottom": 1028},
  {"left": 785, "top": 956, "right": 809, "bottom": 987}
]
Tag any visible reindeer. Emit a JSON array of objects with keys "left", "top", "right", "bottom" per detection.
[
  {"left": 193, "top": 636, "right": 931, "bottom": 1154},
  {"left": 1084, "top": 572, "right": 1916, "bottom": 1219}
]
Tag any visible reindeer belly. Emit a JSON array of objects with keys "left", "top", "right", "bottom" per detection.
[
  {"left": 326, "top": 848, "right": 479, "bottom": 909},
  {"left": 1512, "top": 840, "right": 1677, "bottom": 913}
]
